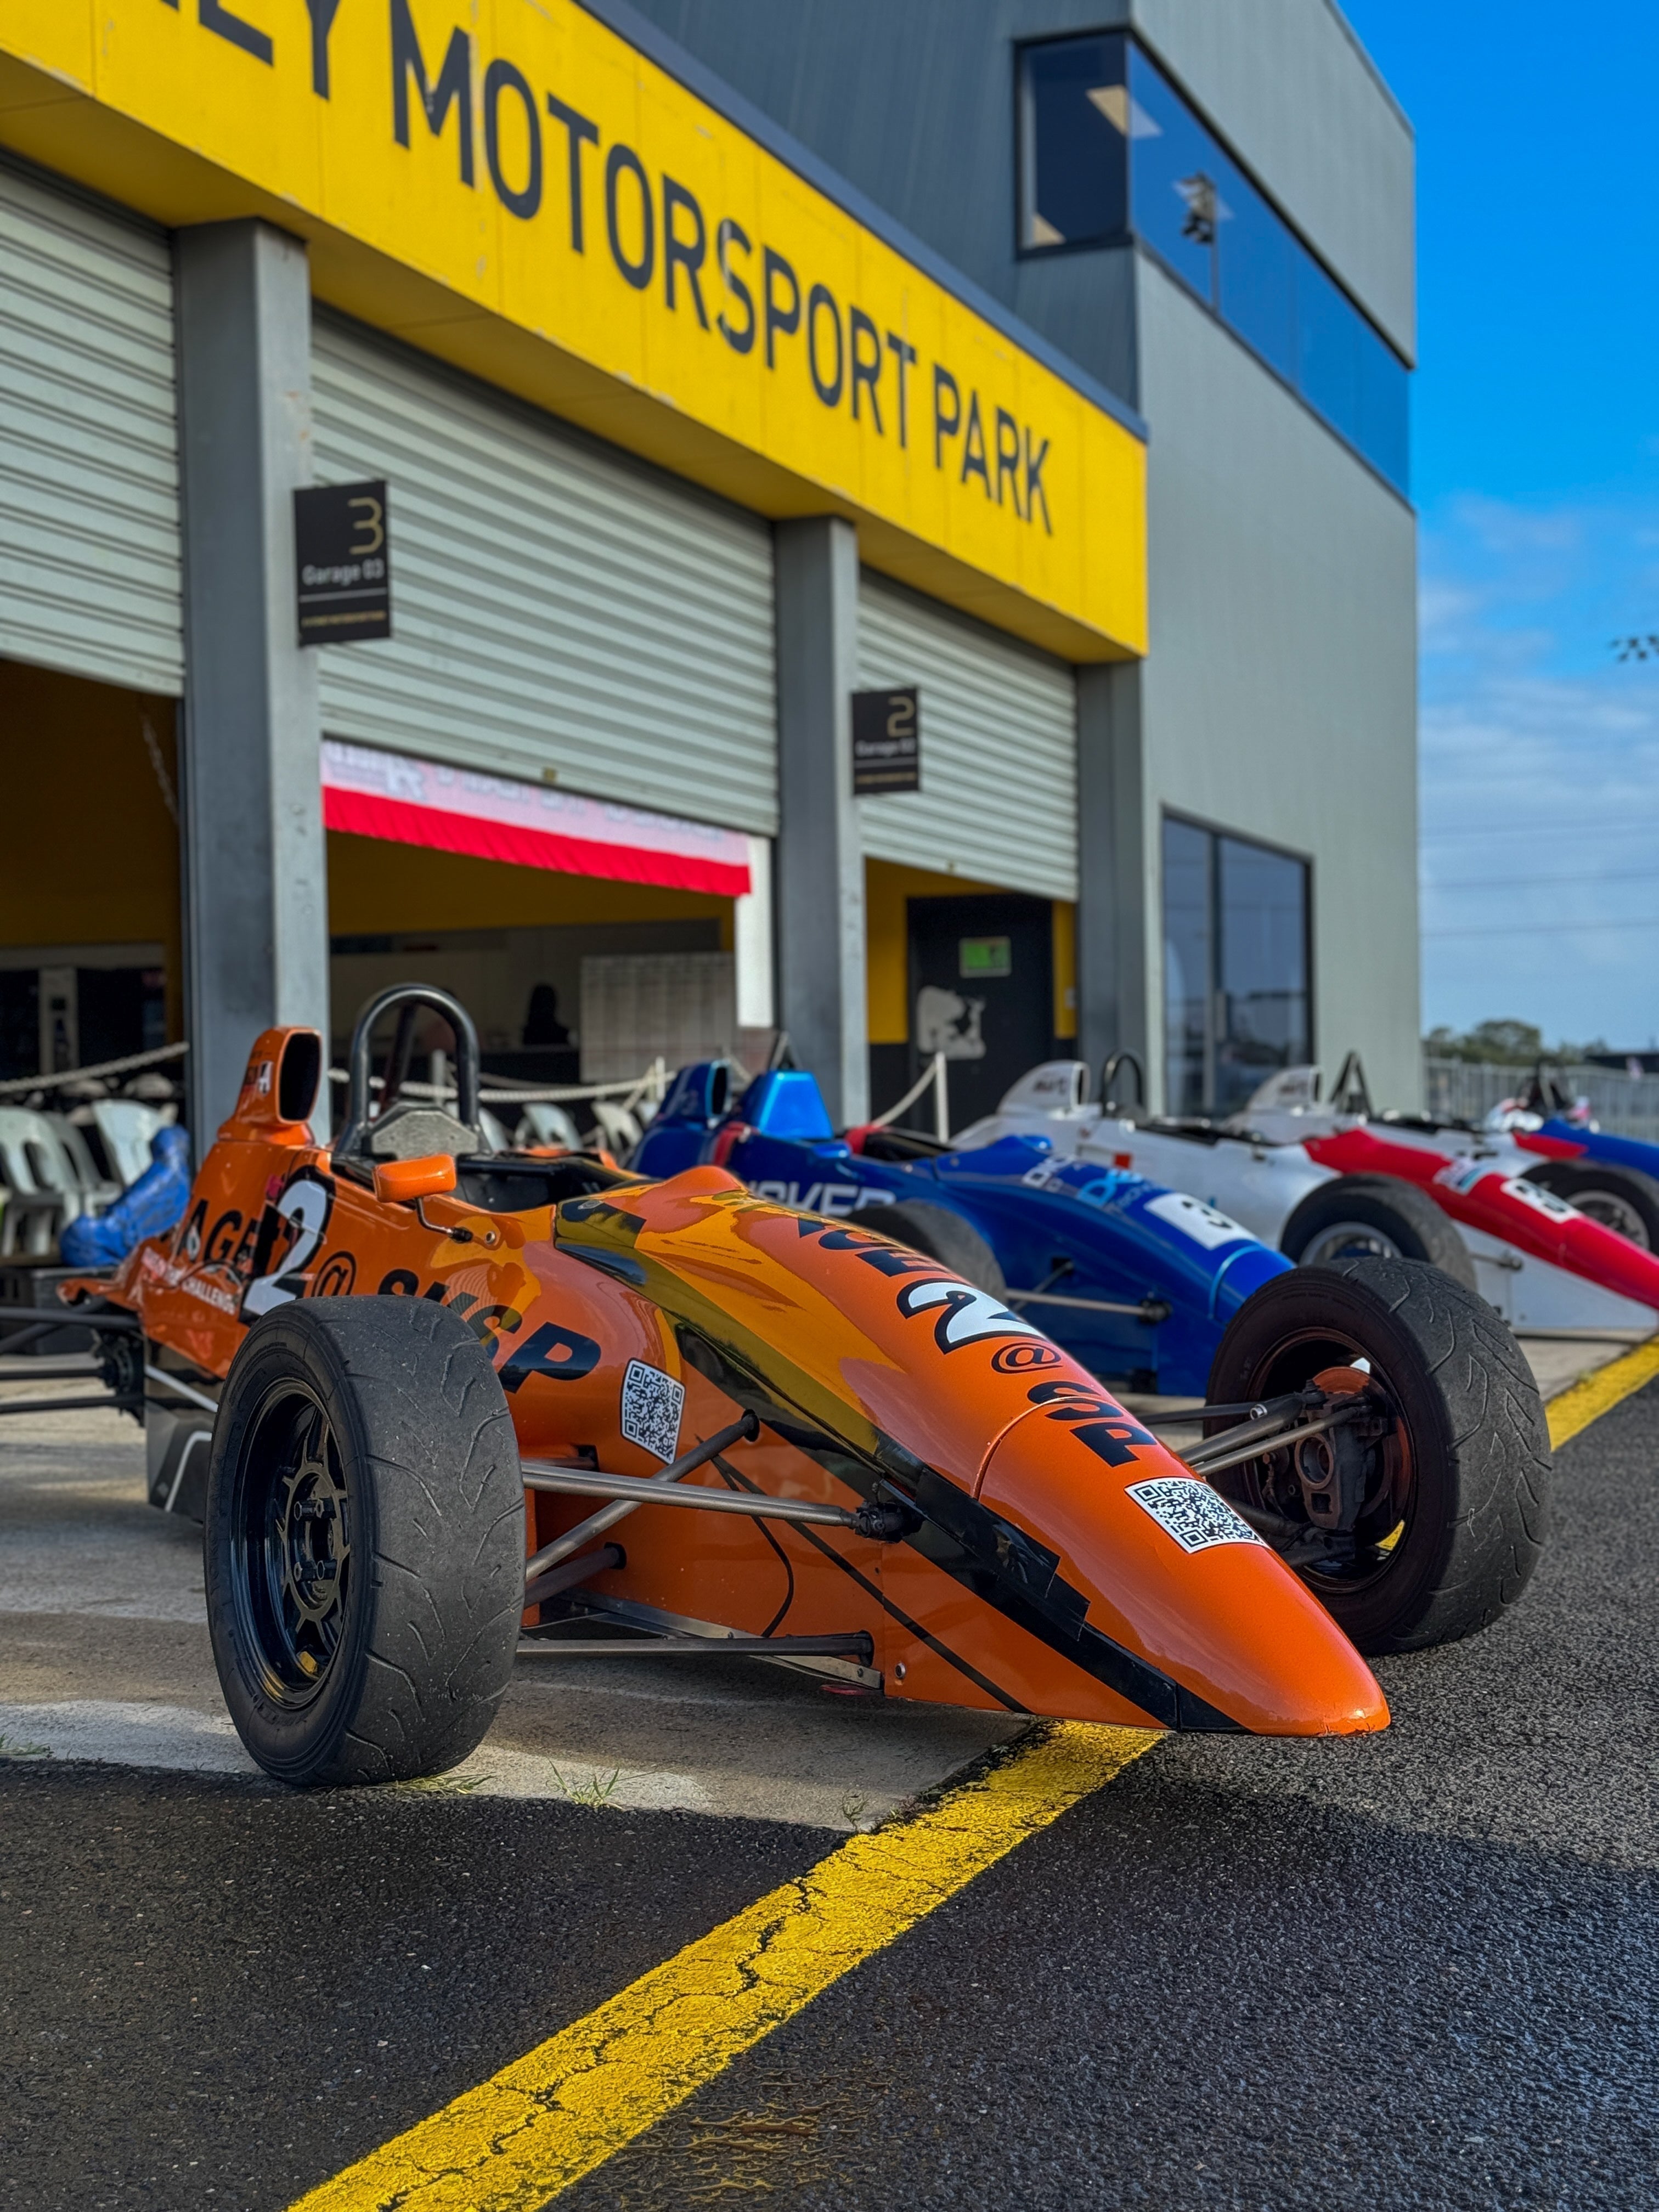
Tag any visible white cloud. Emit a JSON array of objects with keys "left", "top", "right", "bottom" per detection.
[{"left": 1418, "top": 492, "right": 1659, "bottom": 1046}]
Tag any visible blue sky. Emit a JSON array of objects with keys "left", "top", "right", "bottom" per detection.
[{"left": 1341, "top": 1, "right": 1659, "bottom": 1048}]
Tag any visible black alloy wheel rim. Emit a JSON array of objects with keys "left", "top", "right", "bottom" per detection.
[
  {"left": 1218, "top": 1326, "right": 1413, "bottom": 1595},
  {"left": 229, "top": 1383, "right": 353, "bottom": 1706},
  {"left": 1569, "top": 1187, "right": 1650, "bottom": 1248}
]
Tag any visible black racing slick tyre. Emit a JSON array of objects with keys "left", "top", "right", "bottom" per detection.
[
  {"left": 844, "top": 1199, "right": 1007, "bottom": 1297},
  {"left": 204, "top": 1298, "right": 526, "bottom": 1788},
  {"left": 1204, "top": 1257, "right": 1550, "bottom": 1654},
  {"left": 1522, "top": 1159, "right": 1659, "bottom": 1250},
  {"left": 1280, "top": 1173, "right": 1479, "bottom": 1293}
]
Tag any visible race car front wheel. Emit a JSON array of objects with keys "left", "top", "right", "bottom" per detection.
[
  {"left": 1279, "top": 1173, "right": 1477, "bottom": 1292},
  {"left": 204, "top": 1297, "right": 525, "bottom": 1787},
  {"left": 1522, "top": 1159, "right": 1659, "bottom": 1249},
  {"left": 843, "top": 1198, "right": 1007, "bottom": 1296},
  {"left": 1204, "top": 1257, "right": 1550, "bottom": 1654}
]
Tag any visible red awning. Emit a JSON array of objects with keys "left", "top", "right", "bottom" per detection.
[{"left": 321, "top": 740, "right": 752, "bottom": 898}]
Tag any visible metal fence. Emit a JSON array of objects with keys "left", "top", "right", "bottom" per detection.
[{"left": 1422, "top": 1058, "right": 1659, "bottom": 1144}]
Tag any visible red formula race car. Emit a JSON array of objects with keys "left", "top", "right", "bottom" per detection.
[{"left": 43, "top": 989, "right": 1551, "bottom": 1787}]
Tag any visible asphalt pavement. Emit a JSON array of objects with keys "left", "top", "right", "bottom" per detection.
[{"left": 3, "top": 1356, "right": 1656, "bottom": 2209}]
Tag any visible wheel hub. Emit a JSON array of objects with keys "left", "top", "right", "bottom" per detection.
[
  {"left": 278, "top": 1437, "right": 349, "bottom": 1640},
  {"left": 232, "top": 1389, "right": 354, "bottom": 1703},
  {"left": 1214, "top": 1355, "right": 1412, "bottom": 1588}
]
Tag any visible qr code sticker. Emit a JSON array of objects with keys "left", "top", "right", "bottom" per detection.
[
  {"left": 1126, "top": 1477, "right": 1265, "bottom": 1555},
  {"left": 620, "top": 1360, "right": 685, "bottom": 1463}
]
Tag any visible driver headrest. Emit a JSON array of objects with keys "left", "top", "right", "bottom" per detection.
[{"left": 365, "top": 1106, "right": 481, "bottom": 1161}]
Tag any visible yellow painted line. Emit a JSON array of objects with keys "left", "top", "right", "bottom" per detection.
[
  {"left": 289, "top": 1722, "right": 1155, "bottom": 2212},
  {"left": 1547, "top": 1336, "right": 1659, "bottom": 1450}
]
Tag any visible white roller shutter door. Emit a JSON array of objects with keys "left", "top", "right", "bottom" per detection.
[
  {"left": 311, "top": 317, "right": 777, "bottom": 834},
  {"left": 856, "top": 573, "right": 1078, "bottom": 900},
  {"left": 0, "top": 159, "right": 182, "bottom": 694}
]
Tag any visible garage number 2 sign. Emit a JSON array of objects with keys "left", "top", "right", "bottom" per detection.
[{"left": 852, "top": 687, "right": 921, "bottom": 795}]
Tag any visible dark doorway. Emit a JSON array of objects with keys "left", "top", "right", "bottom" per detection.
[{"left": 906, "top": 893, "right": 1054, "bottom": 1135}]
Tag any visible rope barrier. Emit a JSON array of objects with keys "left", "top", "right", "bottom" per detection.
[
  {"left": 867, "top": 1052, "right": 950, "bottom": 1140},
  {"left": 0, "top": 1041, "right": 189, "bottom": 1100},
  {"left": 324, "top": 1059, "right": 672, "bottom": 1111}
]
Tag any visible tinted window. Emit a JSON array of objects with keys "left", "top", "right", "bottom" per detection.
[
  {"left": 1163, "top": 819, "right": 1311, "bottom": 1116},
  {"left": 1358, "top": 328, "right": 1410, "bottom": 491},
  {"left": 1217, "top": 836, "right": 1310, "bottom": 1114},
  {"left": 1161, "top": 817, "right": 1213, "bottom": 1116},
  {"left": 1019, "top": 35, "right": 1128, "bottom": 250},
  {"left": 1126, "top": 44, "right": 1218, "bottom": 305},
  {"left": 1295, "top": 253, "right": 1361, "bottom": 450},
  {"left": 1214, "top": 158, "right": 1296, "bottom": 386}
]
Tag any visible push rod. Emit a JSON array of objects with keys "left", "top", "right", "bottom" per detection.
[
  {"left": 523, "top": 1542, "right": 624, "bottom": 1609},
  {"left": 522, "top": 1410, "right": 761, "bottom": 1579},
  {"left": 1003, "top": 1288, "right": 1171, "bottom": 1322},
  {"left": 1180, "top": 1401, "right": 1370, "bottom": 1481},
  {"left": 0, "top": 1306, "right": 138, "bottom": 1331},
  {"left": 523, "top": 1462, "right": 862, "bottom": 1531},
  {"left": 517, "top": 1630, "right": 874, "bottom": 1662},
  {"left": 143, "top": 1365, "right": 222, "bottom": 1415},
  {"left": 0, "top": 1395, "right": 142, "bottom": 1415}
]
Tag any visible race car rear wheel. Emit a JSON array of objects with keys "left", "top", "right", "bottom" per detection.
[
  {"left": 843, "top": 1199, "right": 1006, "bottom": 1296},
  {"left": 1204, "top": 1257, "right": 1550, "bottom": 1654},
  {"left": 1522, "top": 1159, "right": 1659, "bottom": 1249},
  {"left": 1280, "top": 1173, "right": 1478, "bottom": 1291},
  {"left": 204, "top": 1297, "right": 525, "bottom": 1787}
]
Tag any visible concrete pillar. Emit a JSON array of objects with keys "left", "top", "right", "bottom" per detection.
[
  {"left": 1076, "top": 661, "right": 1150, "bottom": 1104},
  {"left": 174, "top": 221, "right": 328, "bottom": 1141},
  {"left": 774, "top": 517, "right": 867, "bottom": 1126}
]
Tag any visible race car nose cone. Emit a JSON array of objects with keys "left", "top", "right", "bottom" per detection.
[{"left": 977, "top": 1406, "right": 1389, "bottom": 1738}]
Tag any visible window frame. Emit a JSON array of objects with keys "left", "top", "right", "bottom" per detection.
[
  {"left": 1160, "top": 806, "right": 1316, "bottom": 1118},
  {"left": 1012, "top": 27, "right": 1134, "bottom": 261}
]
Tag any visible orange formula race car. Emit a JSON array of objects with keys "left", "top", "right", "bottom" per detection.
[{"left": 47, "top": 987, "right": 1551, "bottom": 1788}]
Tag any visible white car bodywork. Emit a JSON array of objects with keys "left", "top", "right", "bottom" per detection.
[{"left": 956, "top": 1062, "right": 1658, "bottom": 1335}]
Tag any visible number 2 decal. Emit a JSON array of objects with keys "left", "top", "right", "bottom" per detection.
[{"left": 241, "top": 1170, "right": 335, "bottom": 1319}]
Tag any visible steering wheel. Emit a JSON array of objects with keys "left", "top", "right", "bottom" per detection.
[{"left": 334, "top": 985, "right": 483, "bottom": 1164}]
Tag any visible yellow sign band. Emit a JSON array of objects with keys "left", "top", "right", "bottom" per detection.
[{"left": 1, "top": 0, "right": 1147, "bottom": 661}]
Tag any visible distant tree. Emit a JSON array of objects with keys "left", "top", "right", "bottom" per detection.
[{"left": 1423, "top": 1019, "right": 1545, "bottom": 1064}]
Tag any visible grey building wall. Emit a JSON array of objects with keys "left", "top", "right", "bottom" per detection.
[{"left": 1134, "top": 258, "right": 1420, "bottom": 1109}]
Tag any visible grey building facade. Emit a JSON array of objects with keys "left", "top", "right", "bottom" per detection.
[{"left": 628, "top": 0, "right": 1421, "bottom": 1113}]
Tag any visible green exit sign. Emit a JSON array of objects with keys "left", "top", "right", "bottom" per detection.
[{"left": 959, "top": 936, "right": 1011, "bottom": 979}]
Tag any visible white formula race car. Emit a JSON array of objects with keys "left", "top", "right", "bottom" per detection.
[{"left": 955, "top": 1057, "right": 1659, "bottom": 1336}]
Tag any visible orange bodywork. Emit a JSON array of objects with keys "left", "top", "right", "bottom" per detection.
[{"left": 76, "top": 1030, "right": 1389, "bottom": 1740}]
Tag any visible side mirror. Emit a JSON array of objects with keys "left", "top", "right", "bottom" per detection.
[{"left": 373, "top": 1154, "right": 459, "bottom": 1205}]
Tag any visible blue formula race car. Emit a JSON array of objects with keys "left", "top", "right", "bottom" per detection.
[{"left": 633, "top": 1061, "right": 1294, "bottom": 1397}]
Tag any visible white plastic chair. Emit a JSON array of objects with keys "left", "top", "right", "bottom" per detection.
[
  {"left": 49, "top": 1114, "right": 122, "bottom": 1213},
  {"left": 0, "top": 1109, "right": 78, "bottom": 1256},
  {"left": 92, "top": 1099, "right": 168, "bottom": 1187},
  {"left": 514, "top": 1102, "right": 583, "bottom": 1152},
  {"left": 589, "top": 1101, "right": 642, "bottom": 1155}
]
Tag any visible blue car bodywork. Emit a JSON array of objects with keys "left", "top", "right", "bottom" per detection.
[
  {"left": 1535, "top": 1119, "right": 1659, "bottom": 1179},
  {"left": 633, "top": 1063, "right": 1293, "bottom": 1397}
]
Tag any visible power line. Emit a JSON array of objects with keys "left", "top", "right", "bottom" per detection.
[
  {"left": 1422, "top": 864, "right": 1659, "bottom": 891},
  {"left": 1419, "top": 818, "right": 1659, "bottom": 840},
  {"left": 1424, "top": 915, "right": 1659, "bottom": 938}
]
